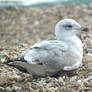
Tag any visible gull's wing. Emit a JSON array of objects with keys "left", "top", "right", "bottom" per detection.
[
  {"left": 7, "top": 61, "right": 59, "bottom": 76},
  {"left": 23, "top": 40, "right": 68, "bottom": 68}
]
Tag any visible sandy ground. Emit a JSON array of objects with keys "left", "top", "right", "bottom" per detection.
[{"left": 0, "top": 3, "right": 92, "bottom": 92}]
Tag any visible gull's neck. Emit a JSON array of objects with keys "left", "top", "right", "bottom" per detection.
[
  {"left": 57, "top": 35, "right": 78, "bottom": 43},
  {"left": 56, "top": 34, "right": 76, "bottom": 40}
]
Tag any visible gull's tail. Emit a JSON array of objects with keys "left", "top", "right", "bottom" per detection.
[{"left": 4, "top": 57, "right": 27, "bottom": 64}]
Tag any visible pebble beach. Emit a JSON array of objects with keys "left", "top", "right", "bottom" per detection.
[{"left": 0, "top": 3, "right": 92, "bottom": 92}]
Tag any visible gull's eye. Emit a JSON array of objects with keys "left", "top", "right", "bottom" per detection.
[{"left": 67, "top": 25, "right": 72, "bottom": 28}]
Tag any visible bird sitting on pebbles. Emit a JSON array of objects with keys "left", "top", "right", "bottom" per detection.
[{"left": 5, "top": 19, "right": 86, "bottom": 77}]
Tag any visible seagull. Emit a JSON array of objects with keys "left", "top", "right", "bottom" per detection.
[{"left": 5, "top": 19, "right": 85, "bottom": 76}]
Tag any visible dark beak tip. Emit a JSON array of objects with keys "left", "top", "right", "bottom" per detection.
[{"left": 81, "top": 27, "right": 89, "bottom": 32}]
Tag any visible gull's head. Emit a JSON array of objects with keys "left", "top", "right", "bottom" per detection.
[{"left": 55, "top": 19, "right": 82, "bottom": 39}]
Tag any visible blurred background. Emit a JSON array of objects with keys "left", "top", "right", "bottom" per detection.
[
  {"left": 0, "top": 0, "right": 92, "bottom": 46},
  {"left": 0, "top": 0, "right": 92, "bottom": 7}
]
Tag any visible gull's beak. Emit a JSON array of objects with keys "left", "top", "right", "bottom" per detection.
[{"left": 81, "top": 27, "right": 89, "bottom": 32}]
